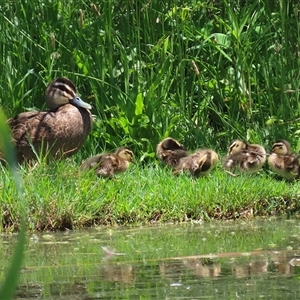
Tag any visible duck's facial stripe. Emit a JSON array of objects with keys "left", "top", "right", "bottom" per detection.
[
  {"left": 53, "top": 82, "right": 76, "bottom": 99},
  {"left": 272, "top": 143, "right": 284, "bottom": 151},
  {"left": 54, "top": 78, "right": 76, "bottom": 92},
  {"left": 229, "top": 140, "right": 248, "bottom": 154},
  {"left": 124, "top": 150, "right": 134, "bottom": 159},
  {"left": 228, "top": 142, "right": 237, "bottom": 153},
  {"left": 229, "top": 141, "right": 242, "bottom": 153}
]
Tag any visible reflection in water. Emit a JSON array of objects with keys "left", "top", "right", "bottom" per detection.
[
  {"left": 4, "top": 219, "right": 300, "bottom": 299},
  {"left": 271, "top": 251, "right": 294, "bottom": 275},
  {"left": 99, "top": 263, "right": 135, "bottom": 283},
  {"left": 231, "top": 257, "right": 269, "bottom": 278},
  {"left": 183, "top": 258, "right": 221, "bottom": 278}
]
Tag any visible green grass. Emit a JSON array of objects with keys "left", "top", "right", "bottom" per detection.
[
  {"left": 1, "top": 157, "right": 300, "bottom": 232},
  {"left": 1, "top": 0, "right": 300, "bottom": 157}
]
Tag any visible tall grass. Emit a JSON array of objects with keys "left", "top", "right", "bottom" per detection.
[{"left": 0, "top": 0, "right": 300, "bottom": 158}]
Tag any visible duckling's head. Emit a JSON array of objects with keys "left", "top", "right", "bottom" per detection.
[
  {"left": 270, "top": 140, "right": 291, "bottom": 155},
  {"left": 160, "top": 137, "right": 186, "bottom": 151},
  {"left": 45, "top": 77, "right": 92, "bottom": 110},
  {"left": 115, "top": 147, "right": 136, "bottom": 164},
  {"left": 228, "top": 140, "right": 247, "bottom": 155}
]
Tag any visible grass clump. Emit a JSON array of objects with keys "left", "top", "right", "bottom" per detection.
[{"left": 1, "top": 159, "right": 300, "bottom": 232}]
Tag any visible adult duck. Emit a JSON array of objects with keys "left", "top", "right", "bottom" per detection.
[{"left": 2, "top": 77, "right": 93, "bottom": 164}]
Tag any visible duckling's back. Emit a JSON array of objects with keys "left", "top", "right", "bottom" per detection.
[
  {"left": 156, "top": 137, "right": 188, "bottom": 168},
  {"left": 174, "top": 149, "right": 218, "bottom": 177}
]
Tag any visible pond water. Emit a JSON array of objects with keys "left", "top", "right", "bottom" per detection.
[{"left": 2, "top": 218, "right": 300, "bottom": 299}]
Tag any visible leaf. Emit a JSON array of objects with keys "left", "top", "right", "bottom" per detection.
[
  {"left": 213, "top": 33, "right": 230, "bottom": 47},
  {"left": 265, "top": 116, "right": 283, "bottom": 126},
  {"left": 0, "top": 110, "right": 25, "bottom": 300},
  {"left": 135, "top": 93, "right": 144, "bottom": 116},
  {"left": 163, "top": 36, "right": 169, "bottom": 55}
]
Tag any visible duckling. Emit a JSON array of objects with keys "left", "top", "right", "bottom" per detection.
[
  {"left": 223, "top": 139, "right": 266, "bottom": 173},
  {"left": 79, "top": 147, "right": 135, "bottom": 178},
  {"left": 156, "top": 137, "right": 188, "bottom": 168},
  {"left": 268, "top": 140, "right": 300, "bottom": 180},
  {"left": 2, "top": 78, "right": 92, "bottom": 164},
  {"left": 173, "top": 149, "right": 219, "bottom": 177}
]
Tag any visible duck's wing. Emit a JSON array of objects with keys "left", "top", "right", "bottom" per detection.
[
  {"left": 95, "top": 155, "right": 119, "bottom": 178},
  {"left": 8, "top": 111, "right": 49, "bottom": 142},
  {"left": 223, "top": 151, "right": 248, "bottom": 169},
  {"left": 163, "top": 149, "right": 188, "bottom": 168},
  {"left": 284, "top": 155, "right": 300, "bottom": 173}
]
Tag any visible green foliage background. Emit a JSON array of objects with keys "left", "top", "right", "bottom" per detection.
[{"left": 1, "top": 0, "right": 300, "bottom": 158}]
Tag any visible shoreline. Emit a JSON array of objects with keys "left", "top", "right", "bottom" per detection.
[{"left": 1, "top": 161, "right": 299, "bottom": 232}]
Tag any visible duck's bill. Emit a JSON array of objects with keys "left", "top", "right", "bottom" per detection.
[{"left": 71, "top": 96, "right": 92, "bottom": 110}]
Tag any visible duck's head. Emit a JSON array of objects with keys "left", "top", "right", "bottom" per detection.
[
  {"left": 45, "top": 77, "right": 92, "bottom": 110},
  {"left": 228, "top": 139, "right": 247, "bottom": 155},
  {"left": 270, "top": 140, "right": 291, "bottom": 155},
  {"left": 115, "top": 147, "right": 136, "bottom": 164}
]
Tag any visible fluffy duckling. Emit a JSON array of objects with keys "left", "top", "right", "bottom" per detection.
[
  {"left": 173, "top": 149, "right": 219, "bottom": 177},
  {"left": 268, "top": 140, "right": 300, "bottom": 180},
  {"left": 156, "top": 137, "right": 188, "bottom": 168},
  {"left": 79, "top": 147, "right": 135, "bottom": 178},
  {"left": 3, "top": 78, "right": 92, "bottom": 164},
  {"left": 223, "top": 139, "right": 266, "bottom": 173}
]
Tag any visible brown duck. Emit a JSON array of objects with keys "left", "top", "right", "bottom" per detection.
[
  {"left": 268, "top": 139, "right": 300, "bottom": 180},
  {"left": 1, "top": 78, "right": 93, "bottom": 164},
  {"left": 223, "top": 139, "right": 266, "bottom": 173},
  {"left": 79, "top": 147, "right": 135, "bottom": 178},
  {"left": 173, "top": 149, "right": 219, "bottom": 177},
  {"left": 156, "top": 137, "right": 188, "bottom": 168}
]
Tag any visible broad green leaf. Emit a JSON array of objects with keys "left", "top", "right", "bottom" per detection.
[
  {"left": 135, "top": 93, "right": 144, "bottom": 116},
  {"left": 0, "top": 110, "right": 25, "bottom": 300}
]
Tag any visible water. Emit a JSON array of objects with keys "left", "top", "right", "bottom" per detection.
[{"left": 2, "top": 218, "right": 300, "bottom": 299}]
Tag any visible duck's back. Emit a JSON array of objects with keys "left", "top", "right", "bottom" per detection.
[{"left": 8, "top": 104, "right": 92, "bottom": 163}]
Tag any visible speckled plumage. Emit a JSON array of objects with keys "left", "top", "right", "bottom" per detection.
[
  {"left": 268, "top": 140, "right": 300, "bottom": 180},
  {"left": 1, "top": 78, "right": 92, "bottom": 164},
  {"left": 173, "top": 149, "right": 219, "bottom": 177},
  {"left": 156, "top": 137, "right": 188, "bottom": 168},
  {"left": 79, "top": 147, "right": 135, "bottom": 178},
  {"left": 223, "top": 140, "right": 266, "bottom": 173}
]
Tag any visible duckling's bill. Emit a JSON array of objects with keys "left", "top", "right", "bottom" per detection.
[{"left": 131, "top": 158, "right": 136, "bottom": 164}]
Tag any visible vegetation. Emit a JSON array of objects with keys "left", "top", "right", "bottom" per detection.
[
  {"left": 0, "top": 111, "right": 26, "bottom": 299},
  {"left": 1, "top": 2, "right": 300, "bottom": 296},
  {"left": 1, "top": 0, "right": 300, "bottom": 157},
  {"left": 1, "top": 0, "right": 300, "bottom": 232},
  {"left": 0, "top": 159, "right": 299, "bottom": 231}
]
